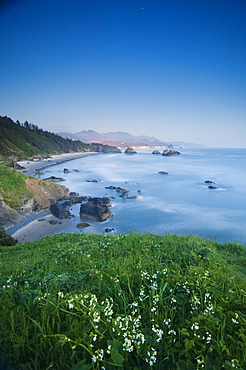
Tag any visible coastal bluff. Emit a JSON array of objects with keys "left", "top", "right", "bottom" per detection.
[{"left": 0, "top": 165, "right": 70, "bottom": 229}]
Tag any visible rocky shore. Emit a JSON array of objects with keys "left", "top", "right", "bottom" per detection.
[
  {"left": 2, "top": 152, "right": 100, "bottom": 242},
  {"left": 3, "top": 149, "right": 181, "bottom": 243}
]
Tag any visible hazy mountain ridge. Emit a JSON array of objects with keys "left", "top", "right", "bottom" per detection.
[
  {"left": 58, "top": 129, "right": 208, "bottom": 148},
  {"left": 59, "top": 130, "right": 166, "bottom": 147}
]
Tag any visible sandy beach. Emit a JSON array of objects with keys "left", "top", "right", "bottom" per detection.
[
  {"left": 11, "top": 213, "right": 79, "bottom": 243},
  {"left": 8, "top": 152, "right": 99, "bottom": 243},
  {"left": 17, "top": 151, "right": 99, "bottom": 177}
]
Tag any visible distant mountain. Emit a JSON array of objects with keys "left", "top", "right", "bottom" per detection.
[
  {"left": 58, "top": 130, "right": 208, "bottom": 148},
  {"left": 58, "top": 130, "right": 168, "bottom": 148}
]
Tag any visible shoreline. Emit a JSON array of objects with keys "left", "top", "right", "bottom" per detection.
[
  {"left": 17, "top": 151, "right": 99, "bottom": 177},
  {"left": 7, "top": 152, "right": 99, "bottom": 242}
]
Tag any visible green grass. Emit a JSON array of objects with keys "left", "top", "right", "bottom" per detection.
[
  {"left": 0, "top": 228, "right": 17, "bottom": 246},
  {"left": 0, "top": 164, "right": 31, "bottom": 207},
  {"left": 0, "top": 233, "right": 246, "bottom": 369}
]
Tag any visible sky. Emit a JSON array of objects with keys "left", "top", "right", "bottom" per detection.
[{"left": 0, "top": 0, "right": 245, "bottom": 147}]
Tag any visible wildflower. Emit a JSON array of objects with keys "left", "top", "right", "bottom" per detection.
[
  {"left": 168, "top": 330, "right": 177, "bottom": 336},
  {"left": 152, "top": 325, "right": 164, "bottom": 343},
  {"left": 150, "top": 281, "right": 158, "bottom": 289},
  {"left": 206, "top": 332, "right": 212, "bottom": 343},
  {"left": 146, "top": 347, "right": 157, "bottom": 366},
  {"left": 191, "top": 323, "right": 199, "bottom": 331},
  {"left": 139, "top": 287, "right": 145, "bottom": 301},
  {"left": 230, "top": 359, "right": 240, "bottom": 368},
  {"left": 135, "top": 332, "right": 145, "bottom": 345},
  {"left": 92, "top": 355, "right": 97, "bottom": 363},
  {"left": 123, "top": 337, "right": 134, "bottom": 352},
  {"left": 68, "top": 303, "right": 74, "bottom": 309},
  {"left": 95, "top": 349, "right": 104, "bottom": 361}
]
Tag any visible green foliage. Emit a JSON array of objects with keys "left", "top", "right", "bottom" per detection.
[
  {"left": 0, "top": 233, "right": 245, "bottom": 369},
  {"left": 0, "top": 116, "right": 121, "bottom": 160},
  {"left": 0, "top": 228, "right": 17, "bottom": 246},
  {"left": 0, "top": 163, "right": 31, "bottom": 207}
]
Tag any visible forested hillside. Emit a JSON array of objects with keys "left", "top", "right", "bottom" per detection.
[{"left": 0, "top": 116, "right": 121, "bottom": 159}]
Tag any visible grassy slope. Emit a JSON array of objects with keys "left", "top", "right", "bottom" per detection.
[
  {"left": 0, "top": 233, "right": 245, "bottom": 369},
  {"left": 0, "top": 163, "right": 68, "bottom": 209},
  {"left": 0, "top": 163, "right": 31, "bottom": 207}
]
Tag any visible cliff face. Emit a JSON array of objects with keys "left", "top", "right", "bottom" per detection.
[{"left": 0, "top": 177, "right": 70, "bottom": 229}]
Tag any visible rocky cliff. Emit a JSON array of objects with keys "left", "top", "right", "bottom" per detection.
[{"left": 0, "top": 176, "right": 70, "bottom": 229}]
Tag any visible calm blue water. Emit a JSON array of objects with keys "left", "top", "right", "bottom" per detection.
[{"left": 37, "top": 148, "right": 246, "bottom": 244}]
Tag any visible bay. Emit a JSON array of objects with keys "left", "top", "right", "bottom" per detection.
[{"left": 36, "top": 147, "right": 246, "bottom": 245}]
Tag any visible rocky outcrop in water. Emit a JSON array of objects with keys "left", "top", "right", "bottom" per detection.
[
  {"left": 88, "top": 197, "right": 112, "bottom": 207},
  {"left": 105, "top": 228, "right": 114, "bottom": 232},
  {"left": 77, "top": 222, "right": 91, "bottom": 229},
  {"left": 162, "top": 149, "right": 181, "bottom": 156},
  {"left": 124, "top": 147, "right": 137, "bottom": 154},
  {"left": 44, "top": 176, "right": 66, "bottom": 182},
  {"left": 50, "top": 203, "right": 71, "bottom": 219},
  {"left": 80, "top": 199, "right": 113, "bottom": 222}
]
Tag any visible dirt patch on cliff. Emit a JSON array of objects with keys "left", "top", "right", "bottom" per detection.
[{"left": 25, "top": 178, "right": 70, "bottom": 209}]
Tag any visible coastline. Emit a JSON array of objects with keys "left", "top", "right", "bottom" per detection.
[
  {"left": 17, "top": 151, "right": 99, "bottom": 177},
  {"left": 7, "top": 152, "right": 99, "bottom": 243}
]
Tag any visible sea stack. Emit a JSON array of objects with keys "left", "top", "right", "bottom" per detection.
[{"left": 124, "top": 147, "right": 137, "bottom": 154}]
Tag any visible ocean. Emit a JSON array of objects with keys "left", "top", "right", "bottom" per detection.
[{"left": 35, "top": 147, "right": 246, "bottom": 244}]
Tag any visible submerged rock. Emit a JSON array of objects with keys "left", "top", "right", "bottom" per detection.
[
  {"left": 77, "top": 222, "right": 91, "bottom": 229},
  {"left": 119, "top": 193, "right": 128, "bottom": 198},
  {"left": 158, "top": 171, "right": 169, "bottom": 174},
  {"left": 49, "top": 220, "right": 62, "bottom": 225},
  {"left": 85, "top": 179, "right": 101, "bottom": 182},
  {"left": 44, "top": 176, "right": 66, "bottom": 182}
]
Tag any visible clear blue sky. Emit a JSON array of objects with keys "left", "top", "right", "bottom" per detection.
[{"left": 0, "top": 0, "right": 245, "bottom": 147}]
